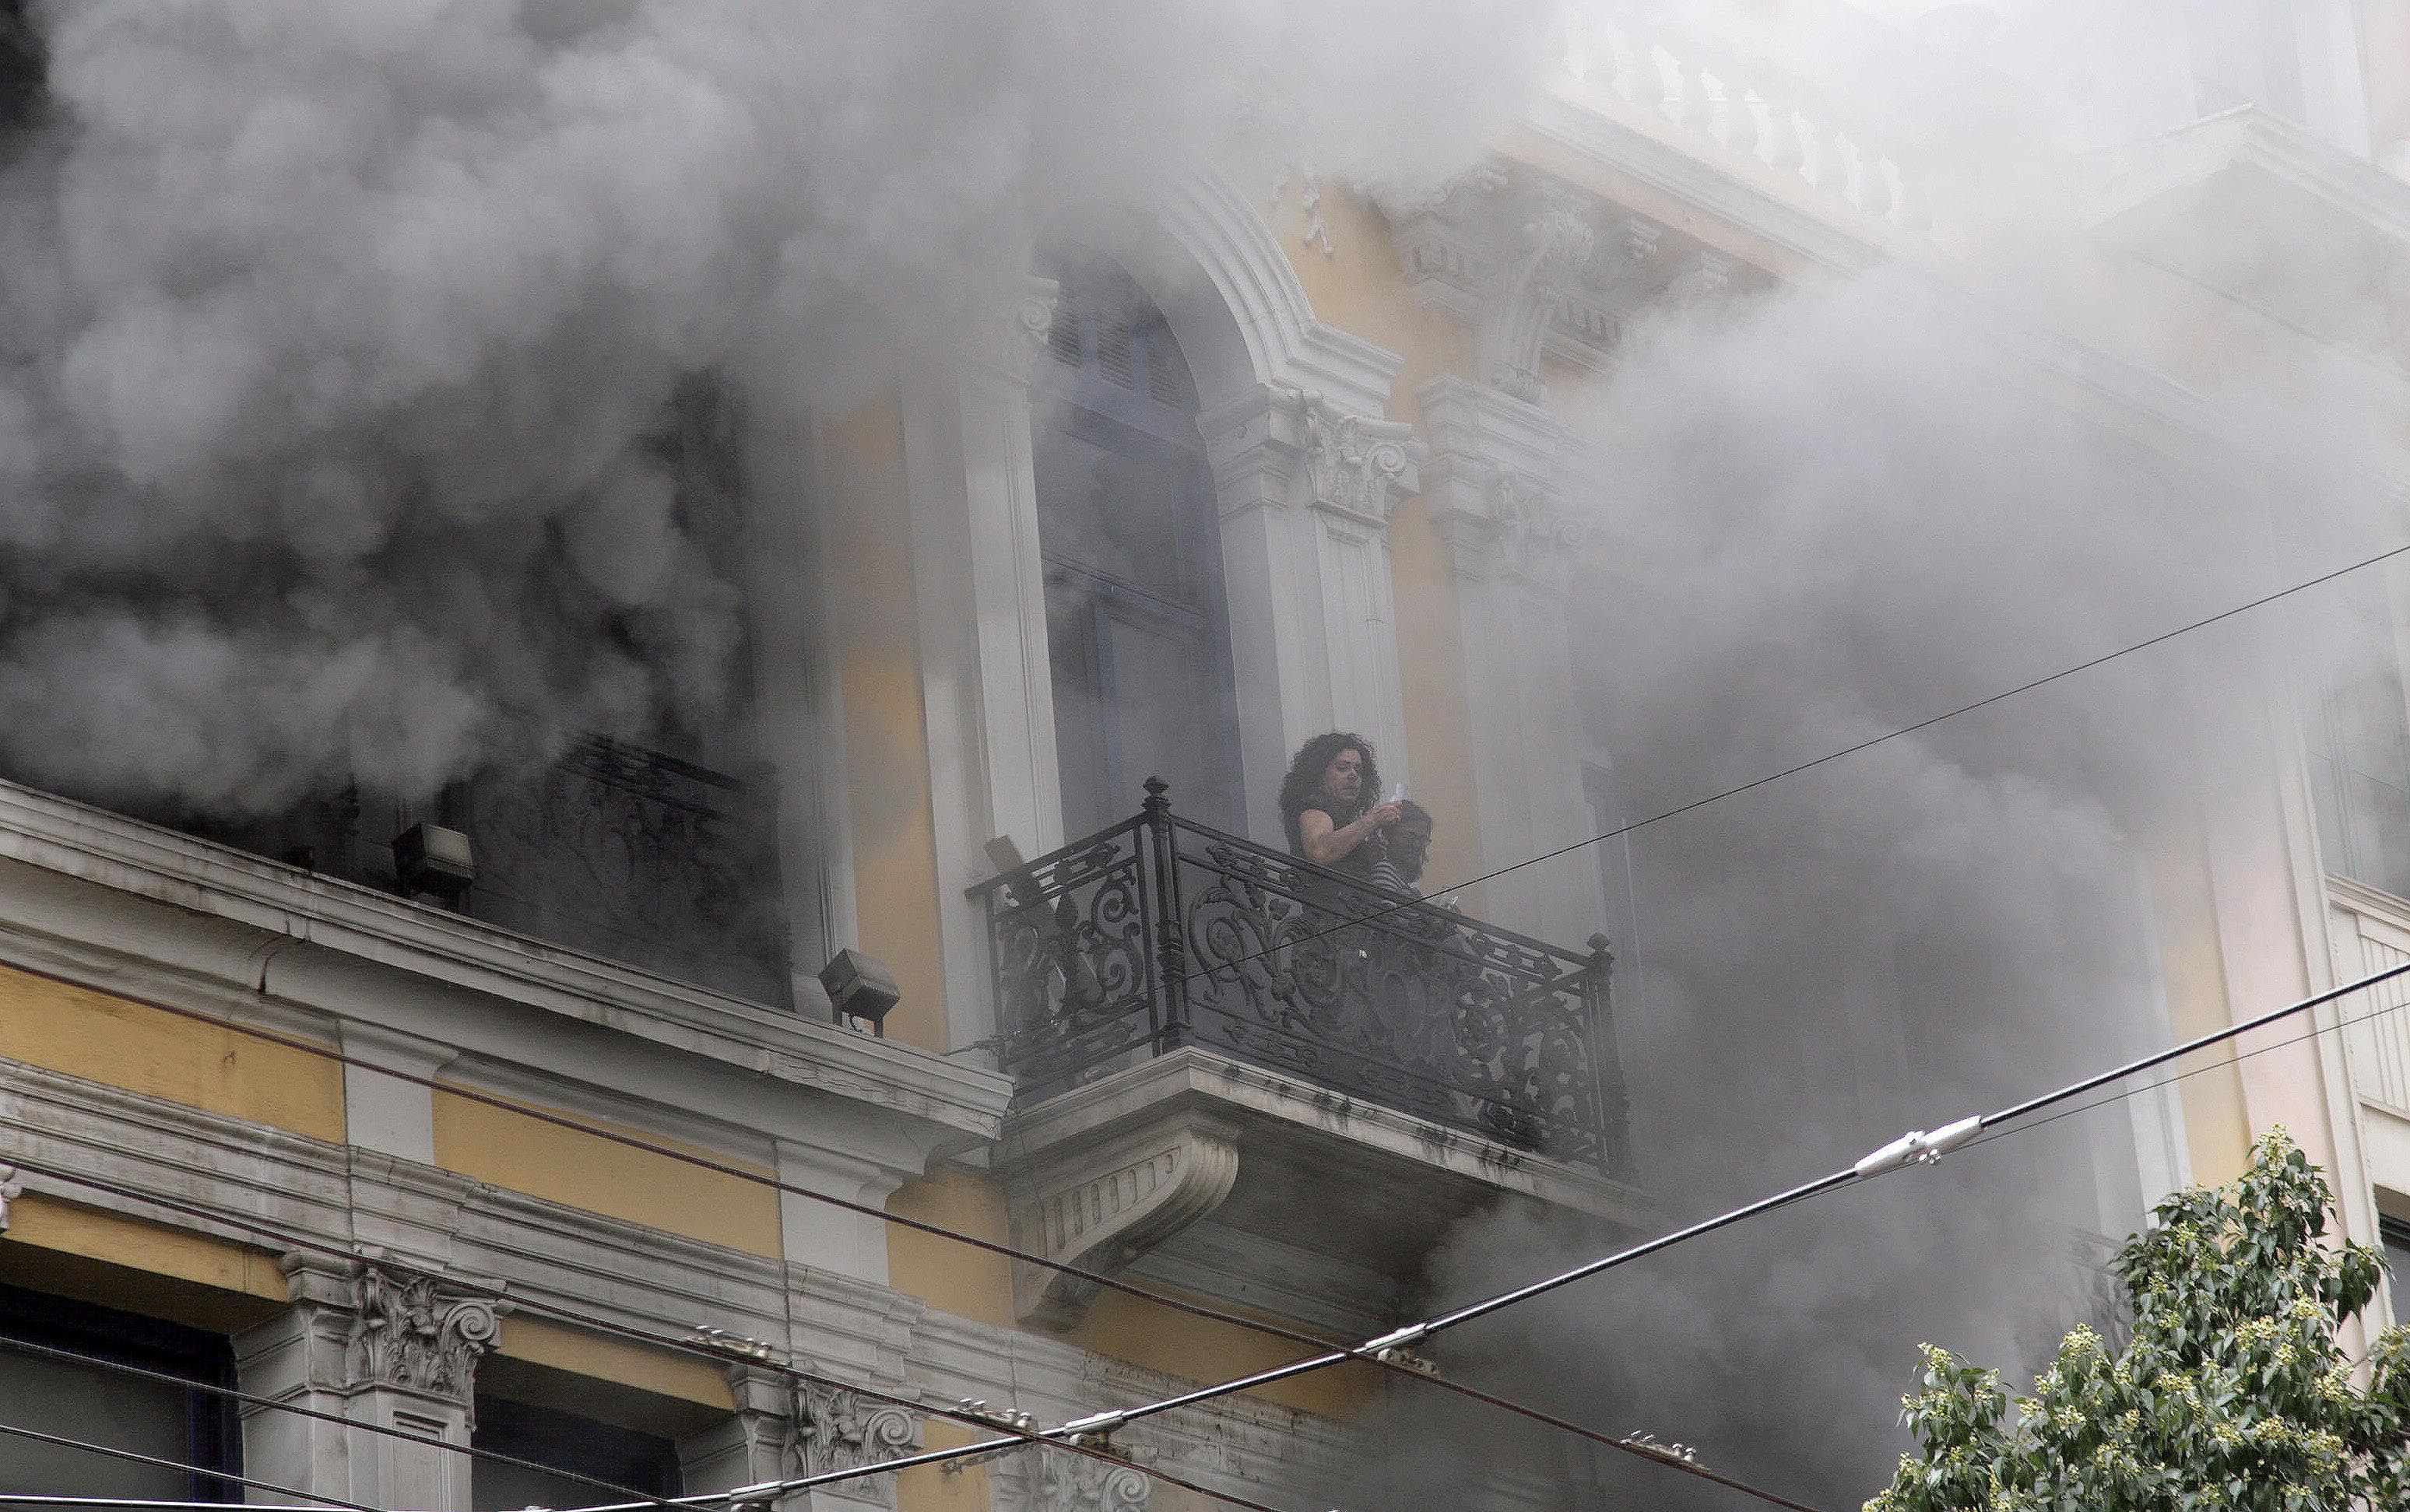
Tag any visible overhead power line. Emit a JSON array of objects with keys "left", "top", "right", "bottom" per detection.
[
  {"left": 1161, "top": 537, "right": 2410, "bottom": 992},
  {"left": 0, "top": 1334, "right": 684, "bottom": 1512},
  {"left": 0, "top": 1418, "right": 375, "bottom": 1512},
  {"left": 0, "top": 1151, "right": 1294, "bottom": 1512},
  {"left": 0, "top": 1142, "right": 1828, "bottom": 1512},
  {"left": 525, "top": 959, "right": 2410, "bottom": 1507},
  {"left": 0, "top": 980, "right": 1832, "bottom": 1512}
]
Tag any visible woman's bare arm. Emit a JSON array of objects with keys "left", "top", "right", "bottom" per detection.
[{"left": 1299, "top": 803, "right": 1401, "bottom": 865}]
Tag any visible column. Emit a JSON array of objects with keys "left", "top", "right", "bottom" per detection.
[
  {"left": 235, "top": 1254, "right": 506, "bottom": 1511},
  {"left": 1198, "top": 384, "right": 1423, "bottom": 840},
  {"left": 1419, "top": 376, "right": 1607, "bottom": 948},
  {"left": 902, "top": 277, "right": 1066, "bottom": 1051}
]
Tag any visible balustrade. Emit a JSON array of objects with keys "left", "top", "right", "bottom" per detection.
[
  {"left": 1568, "top": 14, "right": 1925, "bottom": 233},
  {"left": 971, "top": 778, "right": 1632, "bottom": 1173}
]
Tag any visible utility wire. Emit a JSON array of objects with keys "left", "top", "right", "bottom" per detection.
[
  {"left": 0, "top": 1419, "right": 375, "bottom": 1512},
  {"left": 0, "top": 1335, "right": 683, "bottom": 1512},
  {"left": 0, "top": 1152, "right": 1293, "bottom": 1512},
  {"left": 0, "top": 981, "right": 1825, "bottom": 1512},
  {"left": 11, "top": 535, "right": 2398, "bottom": 1512},
  {"left": 0, "top": 1145, "right": 1827, "bottom": 1512},
  {"left": 1157, "top": 538, "right": 2410, "bottom": 993},
  {"left": 532, "top": 958, "right": 2410, "bottom": 1506}
]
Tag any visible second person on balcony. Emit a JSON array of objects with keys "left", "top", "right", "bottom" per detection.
[{"left": 1279, "top": 732, "right": 1404, "bottom": 882}]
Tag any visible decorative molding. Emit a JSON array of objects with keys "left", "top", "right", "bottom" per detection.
[
  {"left": 345, "top": 1262, "right": 508, "bottom": 1404},
  {"left": 1151, "top": 170, "right": 1403, "bottom": 420},
  {"left": 1416, "top": 375, "right": 1602, "bottom": 595},
  {"left": 0, "top": 1163, "right": 19, "bottom": 1232},
  {"left": 993, "top": 1447, "right": 1151, "bottom": 1512},
  {"left": 1376, "top": 167, "right": 1672, "bottom": 397},
  {"left": 1302, "top": 400, "right": 1422, "bottom": 524},
  {"left": 1200, "top": 386, "right": 1425, "bottom": 528},
  {"left": 998, "top": 1107, "right": 1242, "bottom": 1329},
  {"left": 792, "top": 1371, "right": 922, "bottom": 1478}
]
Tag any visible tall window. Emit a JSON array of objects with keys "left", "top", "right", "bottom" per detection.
[
  {"left": 472, "top": 1396, "right": 681, "bottom": 1511},
  {"left": 1032, "top": 253, "right": 1245, "bottom": 837},
  {"left": 2306, "top": 581, "right": 2410, "bottom": 899},
  {"left": 2386, "top": 1216, "right": 2410, "bottom": 1323},
  {"left": 0, "top": 1283, "right": 241, "bottom": 1500}
]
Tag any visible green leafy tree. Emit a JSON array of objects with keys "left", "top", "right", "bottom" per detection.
[{"left": 1867, "top": 1129, "right": 2410, "bottom": 1512}]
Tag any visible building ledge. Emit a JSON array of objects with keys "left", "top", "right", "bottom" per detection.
[
  {"left": 2085, "top": 106, "right": 2410, "bottom": 362},
  {"left": 994, "top": 1047, "right": 1649, "bottom": 1336},
  {"left": 0, "top": 775, "right": 1011, "bottom": 1150}
]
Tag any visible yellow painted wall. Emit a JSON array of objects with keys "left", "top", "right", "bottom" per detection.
[
  {"left": 898, "top": 1418, "right": 996, "bottom": 1512},
  {"left": 430, "top": 1089, "right": 781, "bottom": 1259},
  {"left": 488, "top": 1314, "right": 735, "bottom": 1426},
  {"left": 2147, "top": 826, "right": 2254, "bottom": 1187},
  {"left": 822, "top": 389, "right": 953, "bottom": 1054},
  {"left": 887, "top": 1166, "right": 1017, "bottom": 1328},
  {"left": 1270, "top": 183, "right": 1490, "bottom": 893},
  {"left": 0, "top": 965, "right": 344, "bottom": 1142},
  {"left": 887, "top": 1166, "right": 1377, "bottom": 1419},
  {"left": 0, "top": 1194, "right": 289, "bottom": 1337}
]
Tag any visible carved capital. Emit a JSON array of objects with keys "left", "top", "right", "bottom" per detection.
[
  {"left": 790, "top": 1372, "right": 922, "bottom": 1479},
  {"left": 979, "top": 275, "right": 1063, "bottom": 384},
  {"left": 0, "top": 1164, "right": 20, "bottom": 1233},
  {"left": 1197, "top": 387, "right": 1423, "bottom": 528},
  {"left": 344, "top": 1262, "right": 508, "bottom": 1405},
  {"left": 1416, "top": 375, "right": 1598, "bottom": 597},
  {"left": 998, "top": 1108, "right": 1242, "bottom": 1329},
  {"left": 1379, "top": 167, "right": 1670, "bottom": 398},
  {"left": 1302, "top": 398, "right": 1421, "bottom": 524},
  {"left": 994, "top": 1447, "right": 1151, "bottom": 1512}
]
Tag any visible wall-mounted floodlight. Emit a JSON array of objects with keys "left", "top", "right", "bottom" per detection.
[
  {"left": 819, "top": 949, "right": 901, "bottom": 1035},
  {"left": 392, "top": 822, "right": 476, "bottom": 904}
]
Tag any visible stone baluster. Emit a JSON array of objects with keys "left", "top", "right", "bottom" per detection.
[
  {"left": 1600, "top": 24, "right": 1642, "bottom": 104},
  {"left": 1649, "top": 43, "right": 1684, "bottom": 122}
]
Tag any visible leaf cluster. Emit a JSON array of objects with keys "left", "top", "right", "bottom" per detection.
[{"left": 1866, "top": 1129, "right": 2410, "bottom": 1512}]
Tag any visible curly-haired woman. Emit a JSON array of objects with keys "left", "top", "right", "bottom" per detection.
[{"left": 1277, "top": 731, "right": 1403, "bottom": 879}]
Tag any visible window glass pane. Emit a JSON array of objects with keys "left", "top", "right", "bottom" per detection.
[
  {"left": 2387, "top": 1219, "right": 2410, "bottom": 1324},
  {"left": 472, "top": 1397, "right": 679, "bottom": 1512},
  {"left": 0, "top": 1349, "right": 193, "bottom": 1496}
]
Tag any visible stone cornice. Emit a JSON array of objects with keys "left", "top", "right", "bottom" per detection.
[{"left": 0, "top": 777, "right": 1012, "bottom": 1147}]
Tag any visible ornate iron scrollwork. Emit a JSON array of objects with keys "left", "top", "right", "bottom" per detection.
[{"left": 973, "top": 797, "right": 1629, "bottom": 1172}]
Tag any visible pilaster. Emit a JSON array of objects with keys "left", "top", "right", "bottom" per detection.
[
  {"left": 905, "top": 275, "right": 1066, "bottom": 1053},
  {"left": 234, "top": 1253, "right": 507, "bottom": 1512},
  {"left": 1198, "top": 384, "right": 1424, "bottom": 838},
  {"left": 1418, "top": 376, "right": 1607, "bottom": 945}
]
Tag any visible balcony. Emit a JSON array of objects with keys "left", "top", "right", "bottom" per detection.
[{"left": 971, "top": 779, "right": 1642, "bottom": 1331}]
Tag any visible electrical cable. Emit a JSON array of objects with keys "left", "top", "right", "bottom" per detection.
[
  {"left": 0, "top": 1146, "right": 1830, "bottom": 1512},
  {"left": 0, "top": 1153, "right": 1295, "bottom": 1512},
  {"left": 528, "top": 956, "right": 2410, "bottom": 1506},
  {"left": 0, "top": 1335, "right": 684, "bottom": 1512},
  {"left": 12, "top": 536, "right": 2401, "bottom": 1511},
  {"left": 0, "top": 984, "right": 1828, "bottom": 1511},
  {"left": 1156, "top": 538, "right": 2410, "bottom": 992},
  {"left": 0, "top": 1418, "right": 375, "bottom": 1512}
]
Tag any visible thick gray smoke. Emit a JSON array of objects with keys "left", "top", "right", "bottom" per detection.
[
  {"left": 1358, "top": 121, "right": 2407, "bottom": 1512},
  {"left": 0, "top": 0, "right": 1549, "bottom": 812}
]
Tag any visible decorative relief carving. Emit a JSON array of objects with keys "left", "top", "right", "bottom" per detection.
[
  {"left": 999, "top": 1110, "right": 1242, "bottom": 1328},
  {"left": 994, "top": 1447, "right": 1151, "bottom": 1512},
  {"left": 1300, "top": 396, "right": 1422, "bottom": 524},
  {"left": 1489, "top": 468, "right": 1590, "bottom": 592},
  {"left": 791, "top": 1374, "right": 922, "bottom": 1478},
  {"left": 0, "top": 1164, "right": 19, "bottom": 1232},
  {"left": 345, "top": 1265, "right": 508, "bottom": 1403},
  {"left": 1376, "top": 167, "right": 1685, "bottom": 396}
]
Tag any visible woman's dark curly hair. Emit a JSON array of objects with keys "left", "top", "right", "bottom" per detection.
[{"left": 1277, "top": 731, "right": 1381, "bottom": 851}]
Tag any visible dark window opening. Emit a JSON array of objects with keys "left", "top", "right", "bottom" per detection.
[
  {"left": 2385, "top": 1216, "right": 2410, "bottom": 1325},
  {"left": 2305, "top": 581, "right": 2410, "bottom": 900},
  {"left": 76, "top": 378, "right": 795, "bottom": 1007},
  {"left": 471, "top": 1396, "right": 681, "bottom": 1512},
  {"left": 0, "top": 1282, "right": 241, "bottom": 1500},
  {"left": 1034, "top": 251, "right": 1245, "bottom": 837}
]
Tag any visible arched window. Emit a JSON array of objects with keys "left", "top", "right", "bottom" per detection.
[{"left": 1032, "top": 252, "right": 1245, "bottom": 836}]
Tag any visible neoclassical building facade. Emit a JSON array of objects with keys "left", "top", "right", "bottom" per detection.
[{"left": 5, "top": 3, "right": 2410, "bottom": 1510}]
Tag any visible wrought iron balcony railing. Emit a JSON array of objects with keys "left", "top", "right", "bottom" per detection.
[{"left": 971, "top": 779, "right": 1632, "bottom": 1174}]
